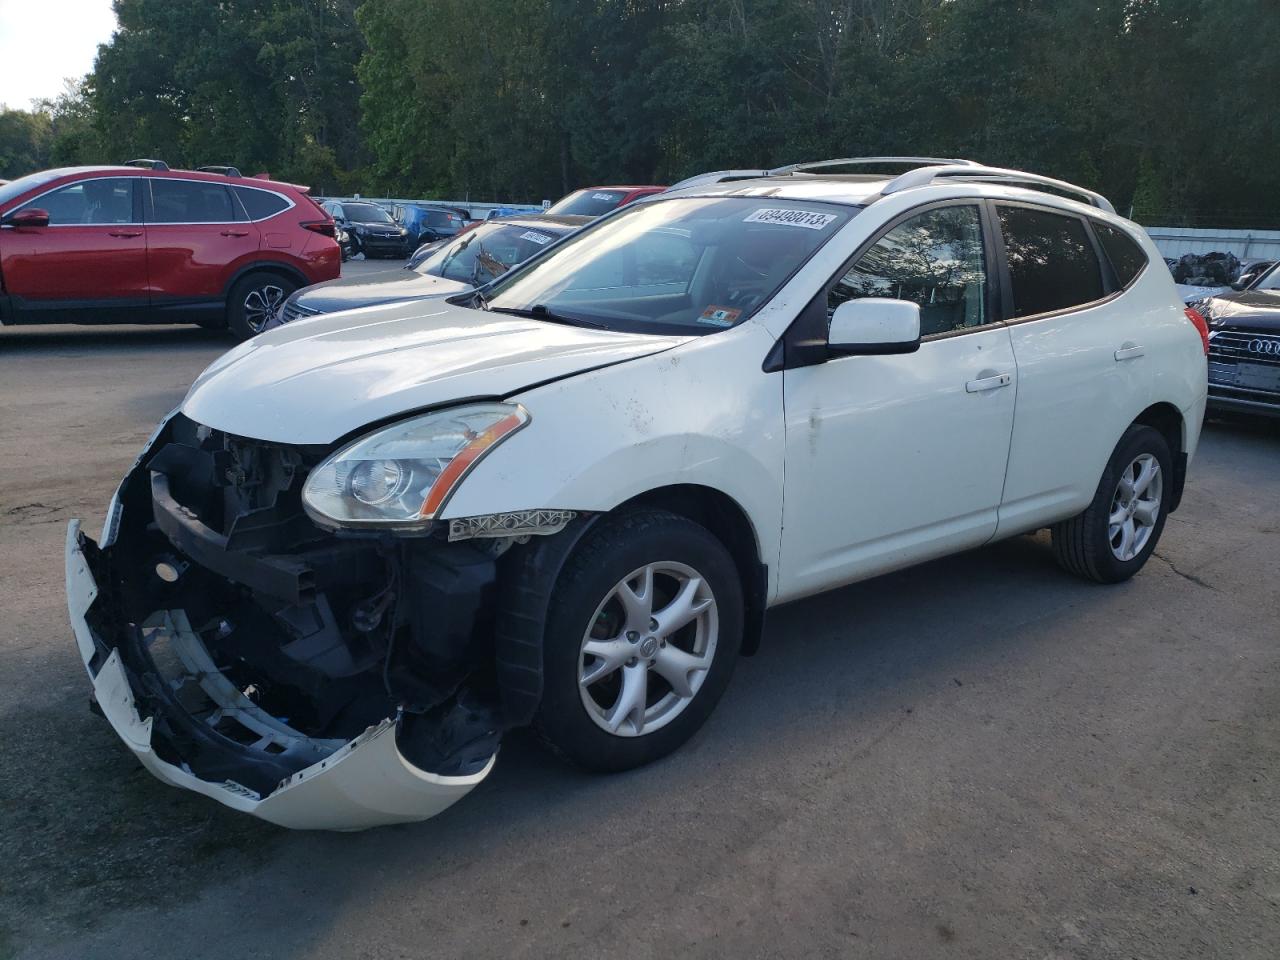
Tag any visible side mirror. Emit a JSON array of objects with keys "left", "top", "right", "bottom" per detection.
[
  {"left": 1230, "top": 281, "right": 1246, "bottom": 291},
  {"left": 828, "top": 298, "right": 921, "bottom": 356},
  {"left": 3, "top": 208, "right": 50, "bottom": 229}
]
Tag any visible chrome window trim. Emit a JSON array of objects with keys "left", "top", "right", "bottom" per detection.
[{"left": 11, "top": 175, "right": 297, "bottom": 227}]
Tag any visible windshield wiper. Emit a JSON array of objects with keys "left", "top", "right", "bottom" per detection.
[{"left": 488, "top": 304, "right": 604, "bottom": 329}]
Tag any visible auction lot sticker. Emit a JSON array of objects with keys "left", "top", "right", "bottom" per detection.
[
  {"left": 744, "top": 208, "right": 837, "bottom": 230},
  {"left": 519, "top": 230, "right": 554, "bottom": 245},
  {"left": 698, "top": 305, "right": 742, "bottom": 327}
]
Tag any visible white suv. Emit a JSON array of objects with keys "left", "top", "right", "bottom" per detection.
[{"left": 67, "top": 158, "right": 1208, "bottom": 830}]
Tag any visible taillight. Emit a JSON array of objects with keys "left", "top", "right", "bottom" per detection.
[
  {"left": 301, "top": 220, "right": 336, "bottom": 238},
  {"left": 1184, "top": 306, "right": 1210, "bottom": 355}
]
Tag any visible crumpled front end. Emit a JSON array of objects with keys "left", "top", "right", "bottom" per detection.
[{"left": 66, "top": 414, "right": 506, "bottom": 830}]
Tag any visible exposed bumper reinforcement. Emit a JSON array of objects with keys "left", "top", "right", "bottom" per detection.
[{"left": 67, "top": 519, "right": 494, "bottom": 831}]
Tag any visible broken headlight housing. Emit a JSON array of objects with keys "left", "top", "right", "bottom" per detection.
[{"left": 302, "top": 403, "right": 529, "bottom": 530}]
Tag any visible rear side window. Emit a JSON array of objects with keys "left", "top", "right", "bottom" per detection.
[
  {"left": 151, "top": 180, "right": 237, "bottom": 223},
  {"left": 234, "top": 186, "right": 290, "bottom": 221},
  {"left": 997, "top": 206, "right": 1104, "bottom": 318},
  {"left": 1094, "top": 222, "right": 1148, "bottom": 288},
  {"left": 425, "top": 210, "right": 451, "bottom": 226}
]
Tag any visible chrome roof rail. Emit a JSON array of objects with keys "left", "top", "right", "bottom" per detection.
[
  {"left": 768, "top": 156, "right": 979, "bottom": 175},
  {"left": 664, "top": 169, "right": 773, "bottom": 192},
  {"left": 882, "top": 164, "right": 1116, "bottom": 213}
]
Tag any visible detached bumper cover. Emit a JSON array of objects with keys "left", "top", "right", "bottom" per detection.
[{"left": 67, "top": 519, "right": 494, "bottom": 831}]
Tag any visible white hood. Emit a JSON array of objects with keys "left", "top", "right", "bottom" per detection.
[{"left": 183, "top": 299, "right": 688, "bottom": 444}]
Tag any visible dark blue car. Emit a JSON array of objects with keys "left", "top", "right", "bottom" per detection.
[{"left": 392, "top": 203, "right": 472, "bottom": 246}]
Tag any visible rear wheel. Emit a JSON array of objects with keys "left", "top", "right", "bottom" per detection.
[
  {"left": 533, "top": 509, "right": 743, "bottom": 772},
  {"left": 1052, "top": 425, "right": 1172, "bottom": 583},
  {"left": 226, "top": 271, "right": 297, "bottom": 340}
]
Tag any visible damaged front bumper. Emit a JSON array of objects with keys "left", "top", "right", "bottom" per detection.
[{"left": 65, "top": 415, "right": 505, "bottom": 831}]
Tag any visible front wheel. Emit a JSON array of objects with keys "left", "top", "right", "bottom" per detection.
[
  {"left": 226, "top": 272, "right": 297, "bottom": 340},
  {"left": 533, "top": 509, "right": 743, "bottom": 772},
  {"left": 1052, "top": 424, "right": 1172, "bottom": 583}
]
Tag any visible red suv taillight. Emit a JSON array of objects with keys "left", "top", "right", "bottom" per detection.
[
  {"left": 301, "top": 220, "right": 336, "bottom": 238},
  {"left": 1184, "top": 306, "right": 1210, "bottom": 355}
]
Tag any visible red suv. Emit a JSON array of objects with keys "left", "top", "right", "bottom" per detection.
[{"left": 0, "top": 162, "right": 340, "bottom": 339}]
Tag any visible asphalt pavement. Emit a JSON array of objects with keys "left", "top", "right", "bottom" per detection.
[{"left": 1, "top": 269, "right": 1277, "bottom": 959}]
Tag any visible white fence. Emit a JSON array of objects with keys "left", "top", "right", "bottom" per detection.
[
  {"left": 319, "top": 195, "right": 545, "bottom": 221},
  {"left": 1144, "top": 227, "right": 1280, "bottom": 260}
]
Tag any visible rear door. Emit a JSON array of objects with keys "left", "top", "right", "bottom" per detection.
[
  {"left": 144, "top": 177, "right": 262, "bottom": 315},
  {"left": 0, "top": 176, "right": 148, "bottom": 323},
  {"left": 992, "top": 203, "right": 1151, "bottom": 536}
]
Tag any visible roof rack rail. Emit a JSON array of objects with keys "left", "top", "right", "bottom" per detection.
[
  {"left": 768, "top": 156, "right": 979, "bottom": 175},
  {"left": 123, "top": 158, "right": 169, "bottom": 171},
  {"left": 664, "top": 169, "right": 773, "bottom": 192},
  {"left": 882, "top": 164, "right": 1115, "bottom": 213},
  {"left": 196, "top": 165, "right": 243, "bottom": 178}
]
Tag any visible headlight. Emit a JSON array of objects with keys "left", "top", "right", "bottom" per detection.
[
  {"left": 399, "top": 227, "right": 409, "bottom": 236},
  {"left": 302, "top": 404, "right": 529, "bottom": 529}
]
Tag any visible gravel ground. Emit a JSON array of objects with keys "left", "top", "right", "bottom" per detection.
[{"left": 2, "top": 277, "right": 1278, "bottom": 959}]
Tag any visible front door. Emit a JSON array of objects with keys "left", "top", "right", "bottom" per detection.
[
  {"left": 777, "top": 202, "right": 1018, "bottom": 603},
  {"left": 0, "top": 176, "right": 148, "bottom": 323}
]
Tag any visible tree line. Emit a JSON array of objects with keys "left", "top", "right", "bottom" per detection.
[{"left": 2, "top": 0, "right": 1277, "bottom": 227}]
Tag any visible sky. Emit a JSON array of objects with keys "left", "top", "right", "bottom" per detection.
[{"left": 0, "top": 0, "right": 118, "bottom": 109}]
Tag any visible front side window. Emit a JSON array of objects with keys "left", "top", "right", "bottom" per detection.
[
  {"left": 24, "top": 178, "right": 134, "bottom": 225},
  {"left": 828, "top": 204, "right": 988, "bottom": 336},
  {"left": 483, "top": 197, "right": 855, "bottom": 334},
  {"left": 151, "top": 180, "right": 237, "bottom": 223},
  {"left": 1094, "top": 221, "right": 1147, "bottom": 288},
  {"left": 998, "top": 206, "right": 1104, "bottom": 318},
  {"left": 1253, "top": 263, "right": 1280, "bottom": 291},
  {"left": 545, "top": 189, "right": 627, "bottom": 217}
]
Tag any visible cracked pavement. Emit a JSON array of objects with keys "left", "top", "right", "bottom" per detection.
[{"left": 2, "top": 299, "right": 1278, "bottom": 959}]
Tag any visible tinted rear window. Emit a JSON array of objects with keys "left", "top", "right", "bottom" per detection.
[
  {"left": 234, "top": 186, "right": 290, "bottom": 220},
  {"left": 998, "top": 206, "right": 1104, "bottom": 318},
  {"left": 151, "top": 180, "right": 237, "bottom": 223},
  {"left": 1094, "top": 222, "right": 1148, "bottom": 288}
]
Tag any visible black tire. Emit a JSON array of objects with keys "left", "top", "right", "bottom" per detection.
[
  {"left": 532, "top": 508, "right": 743, "bottom": 772},
  {"left": 1051, "top": 424, "right": 1173, "bottom": 583},
  {"left": 226, "top": 271, "right": 297, "bottom": 341}
]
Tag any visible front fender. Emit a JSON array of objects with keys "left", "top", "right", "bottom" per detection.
[{"left": 441, "top": 322, "right": 786, "bottom": 598}]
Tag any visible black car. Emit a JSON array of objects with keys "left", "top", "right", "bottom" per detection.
[
  {"left": 1195, "top": 261, "right": 1280, "bottom": 418},
  {"left": 320, "top": 199, "right": 413, "bottom": 259},
  {"left": 273, "top": 214, "right": 589, "bottom": 326}
]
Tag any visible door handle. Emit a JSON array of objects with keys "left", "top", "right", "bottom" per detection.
[
  {"left": 965, "top": 372, "right": 1012, "bottom": 393},
  {"left": 107, "top": 229, "right": 142, "bottom": 238},
  {"left": 1114, "top": 343, "right": 1145, "bottom": 361},
  {"left": 220, "top": 229, "right": 250, "bottom": 237}
]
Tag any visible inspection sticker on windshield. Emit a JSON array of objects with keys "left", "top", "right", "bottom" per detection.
[
  {"left": 744, "top": 208, "right": 837, "bottom": 230},
  {"left": 698, "top": 306, "right": 741, "bottom": 327},
  {"left": 592, "top": 192, "right": 616, "bottom": 201},
  {"left": 519, "top": 230, "right": 554, "bottom": 245}
]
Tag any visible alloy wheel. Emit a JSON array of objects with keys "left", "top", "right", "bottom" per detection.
[
  {"left": 243, "top": 284, "right": 287, "bottom": 334},
  {"left": 578, "top": 561, "right": 719, "bottom": 738},
  {"left": 1108, "top": 453, "right": 1162, "bottom": 561}
]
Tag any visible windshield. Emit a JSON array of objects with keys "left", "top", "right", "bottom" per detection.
[
  {"left": 546, "top": 189, "right": 628, "bottom": 217},
  {"left": 0, "top": 169, "right": 69, "bottom": 209},
  {"left": 482, "top": 197, "right": 855, "bottom": 334},
  {"left": 341, "top": 202, "right": 394, "bottom": 224},
  {"left": 415, "top": 221, "right": 567, "bottom": 282}
]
